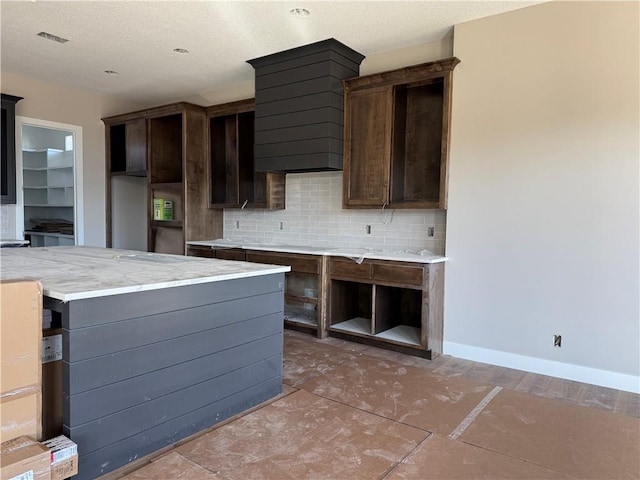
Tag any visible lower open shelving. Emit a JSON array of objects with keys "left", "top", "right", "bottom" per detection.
[
  {"left": 330, "top": 319, "right": 421, "bottom": 347},
  {"left": 284, "top": 304, "right": 317, "bottom": 327},
  {"left": 327, "top": 257, "right": 443, "bottom": 358},
  {"left": 330, "top": 317, "right": 370, "bottom": 335}
]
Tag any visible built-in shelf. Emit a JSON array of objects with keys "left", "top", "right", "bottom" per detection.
[
  {"left": 24, "top": 166, "right": 73, "bottom": 171},
  {"left": 25, "top": 231, "right": 75, "bottom": 247},
  {"left": 110, "top": 170, "right": 147, "bottom": 177},
  {"left": 284, "top": 305, "right": 317, "bottom": 327},
  {"left": 25, "top": 231, "right": 74, "bottom": 239},
  {"left": 330, "top": 317, "right": 370, "bottom": 335},
  {"left": 150, "top": 220, "right": 183, "bottom": 228},
  {"left": 331, "top": 321, "right": 420, "bottom": 347},
  {"left": 24, "top": 204, "right": 74, "bottom": 208},
  {"left": 375, "top": 325, "right": 421, "bottom": 346},
  {"left": 21, "top": 138, "right": 75, "bottom": 248},
  {"left": 150, "top": 182, "right": 182, "bottom": 190}
]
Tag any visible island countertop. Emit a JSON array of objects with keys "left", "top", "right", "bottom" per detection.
[{"left": 0, "top": 246, "right": 290, "bottom": 302}]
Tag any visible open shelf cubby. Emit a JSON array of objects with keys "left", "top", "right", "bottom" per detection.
[
  {"left": 330, "top": 280, "right": 373, "bottom": 334},
  {"left": 284, "top": 272, "right": 319, "bottom": 327},
  {"left": 373, "top": 285, "right": 422, "bottom": 346}
]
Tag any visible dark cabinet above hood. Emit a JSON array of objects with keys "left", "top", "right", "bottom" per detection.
[{"left": 247, "top": 38, "right": 364, "bottom": 173}]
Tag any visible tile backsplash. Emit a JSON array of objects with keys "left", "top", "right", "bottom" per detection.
[{"left": 224, "top": 172, "right": 446, "bottom": 255}]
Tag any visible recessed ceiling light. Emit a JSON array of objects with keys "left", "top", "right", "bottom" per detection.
[
  {"left": 104, "top": 70, "right": 119, "bottom": 75},
  {"left": 36, "top": 31, "right": 69, "bottom": 43},
  {"left": 173, "top": 48, "right": 189, "bottom": 54},
  {"left": 289, "top": 8, "right": 310, "bottom": 17}
]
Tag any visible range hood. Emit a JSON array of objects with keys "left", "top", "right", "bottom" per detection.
[{"left": 247, "top": 38, "right": 365, "bottom": 173}]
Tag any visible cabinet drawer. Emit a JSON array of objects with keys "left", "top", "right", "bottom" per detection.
[
  {"left": 329, "top": 258, "right": 372, "bottom": 280},
  {"left": 187, "top": 246, "right": 215, "bottom": 258},
  {"left": 373, "top": 263, "right": 424, "bottom": 286},
  {"left": 215, "top": 248, "right": 246, "bottom": 261},
  {"left": 246, "top": 252, "right": 319, "bottom": 274}
]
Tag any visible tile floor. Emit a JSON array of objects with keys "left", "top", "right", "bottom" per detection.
[{"left": 107, "top": 330, "right": 640, "bottom": 480}]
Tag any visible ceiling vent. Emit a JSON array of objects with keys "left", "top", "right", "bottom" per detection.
[
  {"left": 36, "top": 32, "right": 69, "bottom": 44},
  {"left": 247, "top": 38, "right": 365, "bottom": 173}
]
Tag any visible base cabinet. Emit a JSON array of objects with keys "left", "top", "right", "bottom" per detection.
[
  {"left": 328, "top": 256, "right": 444, "bottom": 358},
  {"left": 246, "top": 251, "right": 327, "bottom": 339},
  {"left": 187, "top": 245, "right": 246, "bottom": 261},
  {"left": 185, "top": 245, "right": 444, "bottom": 356}
]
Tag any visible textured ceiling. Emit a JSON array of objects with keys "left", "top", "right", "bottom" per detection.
[{"left": 1, "top": 1, "right": 542, "bottom": 105}]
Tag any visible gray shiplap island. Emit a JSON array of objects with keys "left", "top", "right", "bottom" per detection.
[{"left": 0, "top": 246, "right": 290, "bottom": 479}]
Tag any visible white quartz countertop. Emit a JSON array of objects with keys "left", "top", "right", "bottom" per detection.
[
  {"left": 0, "top": 239, "right": 30, "bottom": 247},
  {"left": 0, "top": 246, "right": 290, "bottom": 302},
  {"left": 187, "top": 240, "right": 448, "bottom": 264}
]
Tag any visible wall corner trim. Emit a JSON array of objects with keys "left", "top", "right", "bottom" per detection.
[{"left": 443, "top": 341, "right": 640, "bottom": 394}]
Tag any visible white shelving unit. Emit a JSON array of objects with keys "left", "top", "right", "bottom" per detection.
[{"left": 22, "top": 148, "right": 75, "bottom": 247}]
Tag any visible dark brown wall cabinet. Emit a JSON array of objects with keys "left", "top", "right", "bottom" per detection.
[
  {"left": 248, "top": 38, "right": 364, "bottom": 173},
  {"left": 1, "top": 94, "right": 23, "bottom": 204},
  {"left": 343, "top": 58, "right": 460, "bottom": 209},
  {"left": 103, "top": 102, "right": 222, "bottom": 254},
  {"left": 106, "top": 118, "right": 147, "bottom": 176},
  {"left": 207, "top": 99, "right": 285, "bottom": 210}
]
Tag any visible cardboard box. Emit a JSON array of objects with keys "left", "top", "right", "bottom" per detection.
[
  {"left": 42, "top": 436, "right": 78, "bottom": 480},
  {"left": 1, "top": 280, "right": 43, "bottom": 443},
  {"left": 1, "top": 435, "right": 51, "bottom": 480},
  {"left": 41, "top": 329, "right": 63, "bottom": 440}
]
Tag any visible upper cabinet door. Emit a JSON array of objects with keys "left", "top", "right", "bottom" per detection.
[
  {"left": 343, "top": 86, "right": 392, "bottom": 207},
  {"left": 106, "top": 117, "right": 147, "bottom": 176},
  {"left": 342, "top": 58, "right": 459, "bottom": 210},
  {"left": 1, "top": 94, "right": 22, "bottom": 204},
  {"left": 125, "top": 118, "right": 147, "bottom": 174}
]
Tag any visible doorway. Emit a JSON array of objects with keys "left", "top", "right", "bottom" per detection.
[{"left": 15, "top": 117, "right": 84, "bottom": 246}]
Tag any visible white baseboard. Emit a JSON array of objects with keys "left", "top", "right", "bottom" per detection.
[{"left": 443, "top": 341, "right": 640, "bottom": 394}]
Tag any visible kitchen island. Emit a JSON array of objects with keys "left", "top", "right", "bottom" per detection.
[{"left": 0, "top": 246, "right": 290, "bottom": 480}]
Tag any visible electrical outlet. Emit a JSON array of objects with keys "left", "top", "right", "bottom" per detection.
[
  {"left": 554, "top": 335, "right": 562, "bottom": 347},
  {"left": 235, "top": 220, "right": 239, "bottom": 229},
  {"left": 366, "top": 225, "right": 371, "bottom": 234},
  {"left": 427, "top": 226, "right": 435, "bottom": 237}
]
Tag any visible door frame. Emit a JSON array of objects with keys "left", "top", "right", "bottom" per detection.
[{"left": 15, "top": 116, "right": 84, "bottom": 245}]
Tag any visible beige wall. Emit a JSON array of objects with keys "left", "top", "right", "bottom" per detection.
[
  {"left": 0, "top": 72, "right": 145, "bottom": 246},
  {"left": 446, "top": 1, "right": 639, "bottom": 391},
  {"left": 185, "top": 37, "right": 454, "bottom": 105}
]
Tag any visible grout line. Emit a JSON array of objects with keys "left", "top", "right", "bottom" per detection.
[
  {"left": 378, "top": 432, "right": 433, "bottom": 480},
  {"left": 457, "top": 439, "right": 582, "bottom": 478},
  {"left": 301, "top": 387, "right": 434, "bottom": 435},
  {"left": 448, "top": 386, "right": 503, "bottom": 440}
]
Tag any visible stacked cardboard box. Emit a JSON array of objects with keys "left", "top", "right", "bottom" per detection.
[
  {"left": 0, "top": 280, "right": 43, "bottom": 443},
  {"left": 1, "top": 436, "right": 51, "bottom": 480},
  {"left": 43, "top": 436, "right": 78, "bottom": 480},
  {"left": 0, "top": 435, "right": 78, "bottom": 480}
]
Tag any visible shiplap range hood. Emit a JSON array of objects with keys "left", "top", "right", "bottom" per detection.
[{"left": 248, "top": 38, "right": 364, "bottom": 173}]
